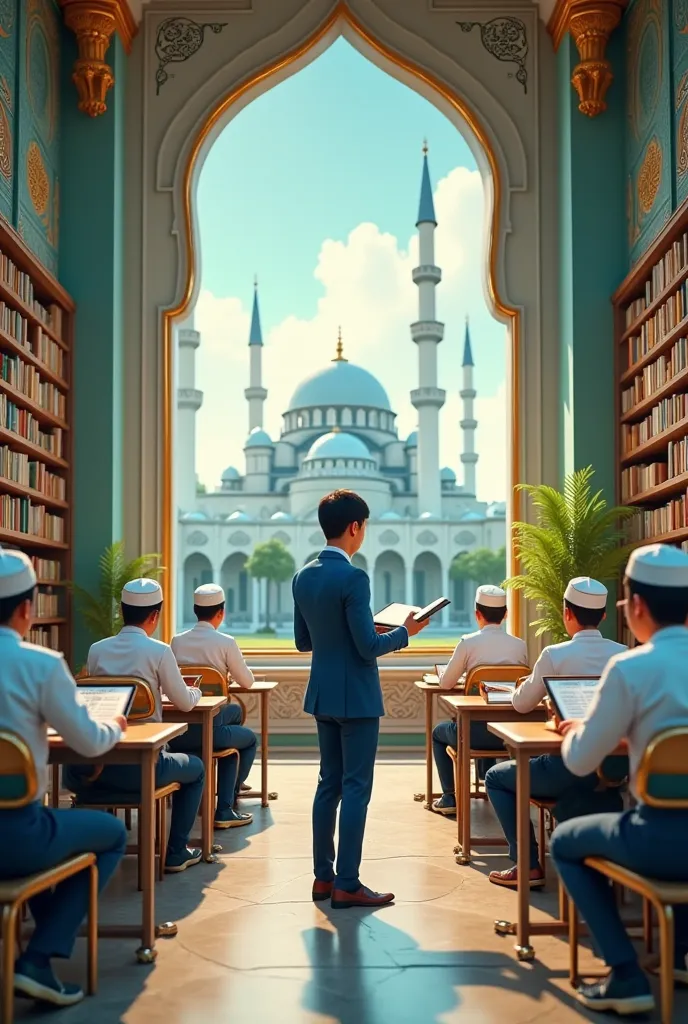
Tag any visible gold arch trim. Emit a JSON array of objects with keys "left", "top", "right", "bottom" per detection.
[{"left": 161, "top": 0, "right": 521, "bottom": 642}]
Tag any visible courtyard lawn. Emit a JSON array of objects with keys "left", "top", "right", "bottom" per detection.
[{"left": 234, "top": 634, "right": 453, "bottom": 650}]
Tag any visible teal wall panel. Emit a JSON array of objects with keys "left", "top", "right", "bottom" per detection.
[{"left": 0, "top": 0, "right": 60, "bottom": 273}]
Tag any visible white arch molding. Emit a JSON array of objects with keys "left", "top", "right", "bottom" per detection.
[{"left": 124, "top": 0, "right": 558, "bottom": 642}]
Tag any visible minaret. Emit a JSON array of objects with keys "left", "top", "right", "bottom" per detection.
[
  {"left": 460, "top": 317, "right": 478, "bottom": 495},
  {"left": 410, "top": 142, "right": 445, "bottom": 516},
  {"left": 244, "top": 277, "right": 267, "bottom": 432},
  {"left": 177, "top": 315, "right": 203, "bottom": 512}
]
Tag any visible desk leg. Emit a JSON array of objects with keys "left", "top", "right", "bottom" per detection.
[
  {"left": 202, "top": 713, "right": 220, "bottom": 862},
  {"left": 455, "top": 713, "right": 471, "bottom": 864},
  {"left": 136, "top": 750, "right": 163, "bottom": 963},
  {"left": 243, "top": 692, "right": 277, "bottom": 804},
  {"left": 423, "top": 692, "right": 433, "bottom": 809},
  {"left": 515, "top": 750, "right": 534, "bottom": 961},
  {"left": 51, "top": 764, "right": 60, "bottom": 809}
]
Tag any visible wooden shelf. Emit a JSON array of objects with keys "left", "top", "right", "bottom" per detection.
[
  {"left": 33, "top": 616, "right": 66, "bottom": 625},
  {"left": 620, "top": 315, "right": 688, "bottom": 384},
  {"left": 36, "top": 579, "right": 65, "bottom": 586},
  {"left": 625, "top": 471, "right": 688, "bottom": 506},
  {"left": 0, "top": 526, "right": 68, "bottom": 549},
  {"left": 620, "top": 264, "right": 688, "bottom": 342},
  {"left": 620, "top": 365, "right": 688, "bottom": 424},
  {"left": 0, "top": 326, "right": 68, "bottom": 391},
  {"left": 631, "top": 526, "right": 688, "bottom": 548},
  {"left": 0, "top": 425, "right": 67, "bottom": 469},
  {"left": 0, "top": 277, "right": 66, "bottom": 348},
  {"left": 621, "top": 417, "right": 688, "bottom": 465},
  {"left": 0, "top": 376, "right": 68, "bottom": 430},
  {"left": 0, "top": 475, "right": 67, "bottom": 509}
]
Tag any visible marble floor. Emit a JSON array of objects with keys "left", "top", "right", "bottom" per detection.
[{"left": 12, "top": 756, "right": 684, "bottom": 1023}]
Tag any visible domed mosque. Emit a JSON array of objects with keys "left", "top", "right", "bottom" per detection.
[{"left": 177, "top": 148, "right": 506, "bottom": 632}]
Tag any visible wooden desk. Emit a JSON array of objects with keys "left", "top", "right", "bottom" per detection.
[
  {"left": 49, "top": 722, "right": 187, "bottom": 964},
  {"left": 414, "top": 680, "right": 455, "bottom": 808},
  {"left": 440, "top": 696, "right": 547, "bottom": 865},
  {"left": 162, "top": 696, "right": 227, "bottom": 862},
  {"left": 487, "top": 720, "right": 568, "bottom": 961},
  {"left": 232, "top": 680, "right": 278, "bottom": 807}
]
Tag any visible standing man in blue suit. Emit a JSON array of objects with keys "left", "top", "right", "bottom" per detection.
[{"left": 293, "top": 490, "right": 428, "bottom": 909}]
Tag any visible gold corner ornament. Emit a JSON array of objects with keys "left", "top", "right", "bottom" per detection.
[
  {"left": 60, "top": 1, "right": 137, "bottom": 117},
  {"left": 549, "top": 0, "right": 627, "bottom": 117}
]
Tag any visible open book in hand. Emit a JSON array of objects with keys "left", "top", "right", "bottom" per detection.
[{"left": 374, "top": 598, "right": 450, "bottom": 630}]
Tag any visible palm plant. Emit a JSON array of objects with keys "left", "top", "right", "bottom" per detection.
[
  {"left": 68, "top": 541, "right": 163, "bottom": 642},
  {"left": 504, "top": 466, "right": 638, "bottom": 643}
]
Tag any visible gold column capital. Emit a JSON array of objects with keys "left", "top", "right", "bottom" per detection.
[
  {"left": 548, "top": 0, "right": 628, "bottom": 117},
  {"left": 60, "top": 1, "right": 137, "bottom": 117}
]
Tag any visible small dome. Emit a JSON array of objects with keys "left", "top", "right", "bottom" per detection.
[
  {"left": 487, "top": 501, "right": 506, "bottom": 519},
  {"left": 304, "top": 431, "right": 373, "bottom": 463},
  {"left": 405, "top": 431, "right": 418, "bottom": 449},
  {"left": 460, "top": 511, "right": 483, "bottom": 522},
  {"left": 379, "top": 510, "right": 402, "bottom": 520},
  {"left": 270, "top": 511, "right": 293, "bottom": 521},
  {"left": 289, "top": 361, "right": 391, "bottom": 412},
  {"left": 440, "top": 467, "right": 457, "bottom": 482},
  {"left": 227, "top": 510, "right": 252, "bottom": 522},
  {"left": 245, "top": 428, "right": 273, "bottom": 448},
  {"left": 180, "top": 511, "right": 207, "bottom": 522},
  {"left": 221, "top": 466, "right": 240, "bottom": 481},
  {"left": 419, "top": 511, "right": 439, "bottom": 520}
]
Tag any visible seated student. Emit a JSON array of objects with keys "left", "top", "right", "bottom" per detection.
[
  {"left": 0, "top": 549, "right": 126, "bottom": 1007},
  {"left": 431, "top": 585, "right": 528, "bottom": 815},
  {"left": 551, "top": 545, "right": 688, "bottom": 1016},
  {"left": 171, "top": 583, "right": 256, "bottom": 829},
  {"left": 64, "top": 578, "right": 205, "bottom": 873},
  {"left": 485, "top": 577, "right": 627, "bottom": 889}
]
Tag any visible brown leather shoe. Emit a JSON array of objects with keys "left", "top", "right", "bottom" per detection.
[
  {"left": 330, "top": 885, "right": 395, "bottom": 909},
  {"left": 312, "top": 880, "right": 334, "bottom": 902}
]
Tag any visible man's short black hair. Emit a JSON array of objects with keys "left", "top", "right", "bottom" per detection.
[
  {"left": 475, "top": 602, "right": 507, "bottom": 625},
  {"left": 626, "top": 577, "right": 688, "bottom": 627},
  {"left": 194, "top": 601, "right": 225, "bottom": 622},
  {"left": 564, "top": 598, "right": 605, "bottom": 629},
  {"left": 0, "top": 586, "right": 35, "bottom": 626},
  {"left": 121, "top": 601, "right": 163, "bottom": 627},
  {"left": 318, "top": 490, "right": 370, "bottom": 541}
]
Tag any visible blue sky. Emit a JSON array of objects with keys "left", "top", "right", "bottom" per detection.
[{"left": 192, "top": 38, "right": 507, "bottom": 501}]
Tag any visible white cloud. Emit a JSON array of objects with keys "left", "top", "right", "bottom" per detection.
[{"left": 190, "top": 166, "right": 507, "bottom": 502}]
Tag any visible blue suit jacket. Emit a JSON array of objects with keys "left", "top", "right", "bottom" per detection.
[{"left": 292, "top": 549, "right": 409, "bottom": 719}]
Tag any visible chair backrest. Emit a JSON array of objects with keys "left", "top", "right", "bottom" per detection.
[
  {"left": 77, "top": 676, "right": 156, "bottom": 721},
  {"left": 637, "top": 726, "right": 688, "bottom": 808},
  {"left": 464, "top": 664, "right": 530, "bottom": 696},
  {"left": 178, "top": 664, "right": 228, "bottom": 697},
  {"left": 0, "top": 730, "right": 37, "bottom": 808}
]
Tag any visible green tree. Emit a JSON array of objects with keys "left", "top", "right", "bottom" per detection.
[
  {"left": 68, "top": 541, "right": 163, "bottom": 641},
  {"left": 504, "top": 466, "right": 638, "bottom": 643},
  {"left": 246, "top": 538, "right": 296, "bottom": 632},
  {"left": 450, "top": 547, "right": 507, "bottom": 588}
]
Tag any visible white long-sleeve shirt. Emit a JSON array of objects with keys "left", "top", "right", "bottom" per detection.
[
  {"left": 171, "top": 622, "right": 254, "bottom": 688},
  {"left": 513, "top": 630, "right": 627, "bottom": 714},
  {"left": 86, "top": 626, "right": 201, "bottom": 721},
  {"left": 562, "top": 625, "right": 688, "bottom": 797},
  {"left": 0, "top": 626, "right": 121, "bottom": 799},
  {"left": 440, "top": 624, "right": 528, "bottom": 689}
]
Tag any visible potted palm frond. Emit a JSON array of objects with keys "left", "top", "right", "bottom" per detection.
[
  {"left": 504, "top": 466, "right": 638, "bottom": 643},
  {"left": 68, "top": 541, "right": 163, "bottom": 642}
]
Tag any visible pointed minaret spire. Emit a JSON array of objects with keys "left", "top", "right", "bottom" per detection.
[
  {"left": 249, "top": 276, "right": 263, "bottom": 347},
  {"left": 416, "top": 139, "right": 437, "bottom": 227},
  {"left": 244, "top": 276, "right": 267, "bottom": 431},
  {"left": 333, "top": 325, "right": 347, "bottom": 362},
  {"left": 460, "top": 315, "right": 478, "bottom": 496},
  {"left": 462, "top": 316, "right": 474, "bottom": 367}
]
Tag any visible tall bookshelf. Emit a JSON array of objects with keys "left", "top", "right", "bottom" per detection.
[{"left": 0, "top": 217, "right": 73, "bottom": 660}]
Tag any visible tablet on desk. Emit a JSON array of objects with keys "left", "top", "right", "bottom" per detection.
[
  {"left": 543, "top": 676, "right": 601, "bottom": 721},
  {"left": 76, "top": 684, "right": 136, "bottom": 721},
  {"left": 374, "top": 598, "right": 450, "bottom": 629}
]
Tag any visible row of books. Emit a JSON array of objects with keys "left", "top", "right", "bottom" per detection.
[
  {"left": 0, "top": 494, "right": 64, "bottom": 540},
  {"left": 28, "top": 624, "right": 60, "bottom": 648},
  {"left": 0, "top": 301, "right": 29, "bottom": 346},
  {"left": 0, "top": 252, "right": 64, "bottom": 339},
  {"left": 621, "top": 336, "right": 688, "bottom": 413},
  {"left": 625, "top": 284, "right": 688, "bottom": 368},
  {"left": 31, "top": 556, "right": 62, "bottom": 581},
  {"left": 629, "top": 492, "right": 688, "bottom": 538},
  {"left": 621, "top": 393, "right": 688, "bottom": 452},
  {"left": 0, "top": 445, "right": 66, "bottom": 500},
  {"left": 1, "top": 352, "right": 67, "bottom": 419},
  {"left": 35, "top": 591, "right": 59, "bottom": 618},
  {"left": 0, "top": 395, "right": 64, "bottom": 457},
  {"left": 621, "top": 462, "right": 669, "bottom": 499},
  {"left": 624, "top": 232, "right": 688, "bottom": 327},
  {"left": 34, "top": 329, "right": 64, "bottom": 379}
]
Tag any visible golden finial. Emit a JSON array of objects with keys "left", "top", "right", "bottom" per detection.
[
  {"left": 333, "top": 326, "right": 347, "bottom": 362},
  {"left": 422, "top": 138, "right": 428, "bottom": 155}
]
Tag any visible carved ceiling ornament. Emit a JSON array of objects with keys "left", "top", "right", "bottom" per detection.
[
  {"left": 154, "top": 17, "right": 227, "bottom": 95},
  {"left": 59, "top": 1, "right": 137, "bottom": 117},
  {"left": 548, "top": 0, "right": 628, "bottom": 117},
  {"left": 457, "top": 17, "right": 528, "bottom": 93}
]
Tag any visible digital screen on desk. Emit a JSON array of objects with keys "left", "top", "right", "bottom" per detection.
[{"left": 543, "top": 677, "right": 601, "bottom": 721}]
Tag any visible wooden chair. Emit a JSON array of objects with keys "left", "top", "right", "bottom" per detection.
[
  {"left": 178, "top": 664, "right": 247, "bottom": 723},
  {"left": 0, "top": 731, "right": 97, "bottom": 1024},
  {"left": 568, "top": 726, "right": 688, "bottom": 1024},
  {"left": 68, "top": 677, "right": 180, "bottom": 883}
]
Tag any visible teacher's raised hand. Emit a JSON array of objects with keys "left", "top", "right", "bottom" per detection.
[{"left": 403, "top": 612, "right": 429, "bottom": 637}]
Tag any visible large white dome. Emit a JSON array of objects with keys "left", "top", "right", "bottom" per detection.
[
  {"left": 288, "top": 360, "right": 391, "bottom": 412},
  {"left": 304, "top": 431, "right": 372, "bottom": 462}
]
